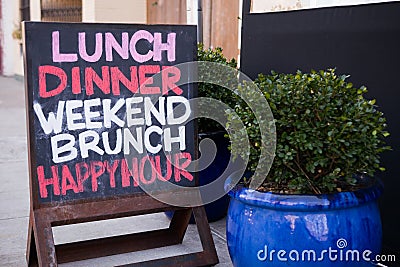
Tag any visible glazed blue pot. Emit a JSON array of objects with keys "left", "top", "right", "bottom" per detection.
[
  {"left": 226, "top": 177, "right": 383, "bottom": 266},
  {"left": 195, "top": 131, "right": 231, "bottom": 222},
  {"left": 166, "top": 131, "right": 231, "bottom": 223}
]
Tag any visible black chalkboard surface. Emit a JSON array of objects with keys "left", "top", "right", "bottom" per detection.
[{"left": 24, "top": 22, "right": 197, "bottom": 204}]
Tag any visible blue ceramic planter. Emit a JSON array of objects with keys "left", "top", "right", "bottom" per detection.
[
  {"left": 226, "top": 178, "right": 383, "bottom": 267},
  {"left": 166, "top": 131, "right": 231, "bottom": 223},
  {"left": 195, "top": 131, "right": 231, "bottom": 222}
]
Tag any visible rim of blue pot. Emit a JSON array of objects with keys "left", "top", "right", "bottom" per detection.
[{"left": 227, "top": 175, "right": 383, "bottom": 211}]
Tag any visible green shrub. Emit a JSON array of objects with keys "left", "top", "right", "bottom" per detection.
[
  {"left": 228, "top": 69, "right": 391, "bottom": 194},
  {"left": 197, "top": 43, "right": 238, "bottom": 133}
]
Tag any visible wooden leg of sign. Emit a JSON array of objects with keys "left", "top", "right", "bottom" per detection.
[
  {"left": 192, "top": 206, "right": 219, "bottom": 264},
  {"left": 26, "top": 212, "right": 38, "bottom": 267},
  {"left": 169, "top": 208, "right": 192, "bottom": 242},
  {"left": 27, "top": 210, "right": 57, "bottom": 266}
]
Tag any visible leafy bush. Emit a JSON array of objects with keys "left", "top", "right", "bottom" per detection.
[
  {"left": 197, "top": 43, "right": 238, "bottom": 133},
  {"left": 228, "top": 69, "right": 391, "bottom": 194}
]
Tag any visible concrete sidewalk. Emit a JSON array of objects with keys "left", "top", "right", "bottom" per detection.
[{"left": 0, "top": 75, "right": 233, "bottom": 266}]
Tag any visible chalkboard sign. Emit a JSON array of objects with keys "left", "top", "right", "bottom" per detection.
[
  {"left": 24, "top": 22, "right": 218, "bottom": 266},
  {"left": 24, "top": 22, "right": 197, "bottom": 204}
]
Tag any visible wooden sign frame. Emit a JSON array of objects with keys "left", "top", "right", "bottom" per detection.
[
  {"left": 23, "top": 22, "right": 218, "bottom": 266},
  {"left": 26, "top": 195, "right": 218, "bottom": 266}
]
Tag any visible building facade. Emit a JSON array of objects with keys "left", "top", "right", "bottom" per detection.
[
  {"left": 0, "top": 0, "right": 21, "bottom": 76},
  {"left": 0, "top": 0, "right": 397, "bottom": 77}
]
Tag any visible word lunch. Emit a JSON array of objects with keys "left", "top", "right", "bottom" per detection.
[{"left": 52, "top": 30, "right": 176, "bottom": 63}]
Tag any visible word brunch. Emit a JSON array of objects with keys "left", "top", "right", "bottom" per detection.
[{"left": 33, "top": 29, "right": 194, "bottom": 199}]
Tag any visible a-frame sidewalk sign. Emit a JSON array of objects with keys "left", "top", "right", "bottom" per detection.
[{"left": 23, "top": 21, "right": 218, "bottom": 267}]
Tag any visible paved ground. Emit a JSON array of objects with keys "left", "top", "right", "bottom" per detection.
[{"left": 0, "top": 75, "right": 233, "bottom": 266}]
